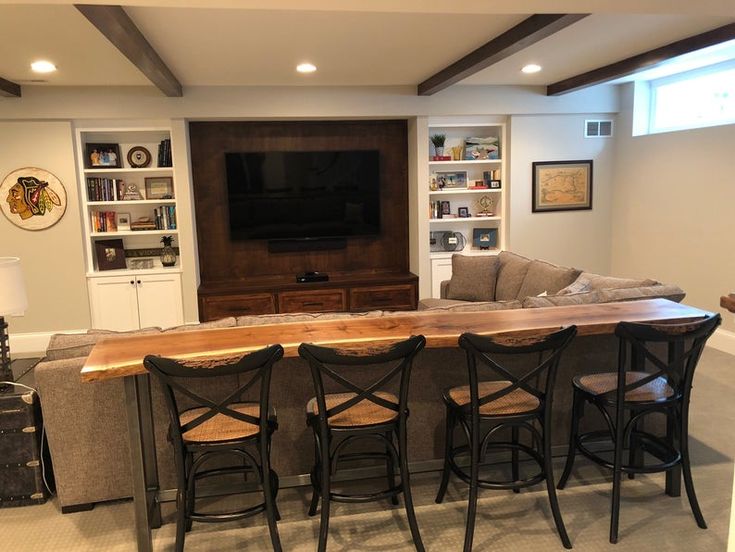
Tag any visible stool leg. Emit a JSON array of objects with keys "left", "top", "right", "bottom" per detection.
[
  {"left": 317, "top": 424, "right": 331, "bottom": 552},
  {"left": 680, "top": 408, "right": 707, "bottom": 529},
  {"left": 184, "top": 453, "right": 194, "bottom": 533},
  {"left": 399, "top": 419, "right": 424, "bottom": 552},
  {"left": 628, "top": 411, "right": 643, "bottom": 480},
  {"left": 435, "top": 407, "right": 455, "bottom": 504},
  {"left": 543, "top": 412, "right": 572, "bottom": 549},
  {"left": 610, "top": 407, "right": 626, "bottom": 544},
  {"left": 260, "top": 436, "right": 282, "bottom": 552},
  {"left": 511, "top": 426, "right": 520, "bottom": 494},
  {"left": 558, "top": 389, "right": 582, "bottom": 490},
  {"left": 463, "top": 418, "right": 480, "bottom": 552},
  {"left": 308, "top": 431, "right": 321, "bottom": 517},
  {"left": 386, "top": 430, "right": 399, "bottom": 506},
  {"left": 175, "top": 486, "right": 187, "bottom": 552}
]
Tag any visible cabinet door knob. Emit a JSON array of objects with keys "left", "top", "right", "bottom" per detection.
[
  {"left": 130, "top": 280, "right": 135, "bottom": 285},
  {"left": 137, "top": 280, "right": 142, "bottom": 285}
]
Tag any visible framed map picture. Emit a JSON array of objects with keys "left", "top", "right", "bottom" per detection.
[{"left": 532, "top": 160, "right": 593, "bottom": 212}]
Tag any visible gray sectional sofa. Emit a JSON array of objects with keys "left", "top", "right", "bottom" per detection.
[
  {"left": 34, "top": 252, "right": 684, "bottom": 512},
  {"left": 419, "top": 251, "right": 684, "bottom": 311}
]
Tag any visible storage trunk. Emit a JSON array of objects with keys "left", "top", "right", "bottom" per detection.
[{"left": 0, "top": 388, "right": 51, "bottom": 507}]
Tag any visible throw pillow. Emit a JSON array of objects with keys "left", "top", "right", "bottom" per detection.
[
  {"left": 578, "top": 272, "right": 658, "bottom": 291},
  {"left": 557, "top": 276, "right": 592, "bottom": 295},
  {"left": 516, "top": 260, "right": 581, "bottom": 299},
  {"left": 446, "top": 254, "right": 499, "bottom": 302},
  {"left": 495, "top": 251, "right": 532, "bottom": 301}
]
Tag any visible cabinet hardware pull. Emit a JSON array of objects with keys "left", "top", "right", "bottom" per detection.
[
  {"left": 137, "top": 280, "right": 142, "bottom": 284},
  {"left": 130, "top": 280, "right": 135, "bottom": 285}
]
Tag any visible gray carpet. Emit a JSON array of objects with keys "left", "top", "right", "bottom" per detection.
[{"left": 2, "top": 347, "right": 734, "bottom": 551}]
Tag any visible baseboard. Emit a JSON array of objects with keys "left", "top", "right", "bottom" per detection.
[
  {"left": 708, "top": 328, "right": 735, "bottom": 356},
  {"left": 9, "top": 329, "right": 86, "bottom": 357}
]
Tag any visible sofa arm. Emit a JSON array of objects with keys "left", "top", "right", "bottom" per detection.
[
  {"left": 35, "top": 358, "right": 132, "bottom": 508},
  {"left": 440, "top": 280, "right": 450, "bottom": 299}
]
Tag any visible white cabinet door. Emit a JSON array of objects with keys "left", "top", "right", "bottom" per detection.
[
  {"left": 431, "top": 257, "right": 453, "bottom": 298},
  {"left": 135, "top": 273, "right": 184, "bottom": 329},
  {"left": 88, "top": 276, "right": 140, "bottom": 331}
]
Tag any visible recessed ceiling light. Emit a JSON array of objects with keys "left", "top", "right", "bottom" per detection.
[
  {"left": 296, "top": 62, "right": 317, "bottom": 74},
  {"left": 521, "top": 64, "right": 542, "bottom": 74},
  {"left": 31, "top": 60, "right": 57, "bottom": 73}
]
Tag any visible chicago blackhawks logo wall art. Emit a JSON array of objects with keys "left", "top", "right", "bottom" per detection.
[{"left": 1, "top": 167, "right": 67, "bottom": 230}]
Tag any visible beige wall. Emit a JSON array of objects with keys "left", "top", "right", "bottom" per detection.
[
  {"left": 0, "top": 121, "right": 90, "bottom": 333},
  {"left": 508, "top": 114, "right": 616, "bottom": 274},
  {"left": 611, "top": 84, "right": 735, "bottom": 332}
]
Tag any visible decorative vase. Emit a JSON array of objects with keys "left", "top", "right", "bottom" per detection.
[
  {"left": 160, "top": 236, "right": 177, "bottom": 267},
  {"left": 435, "top": 146, "right": 444, "bottom": 157}
]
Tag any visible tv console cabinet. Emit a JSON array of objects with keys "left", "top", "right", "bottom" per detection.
[{"left": 198, "top": 271, "right": 418, "bottom": 321}]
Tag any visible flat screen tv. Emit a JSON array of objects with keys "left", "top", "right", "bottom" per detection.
[{"left": 225, "top": 150, "right": 380, "bottom": 241}]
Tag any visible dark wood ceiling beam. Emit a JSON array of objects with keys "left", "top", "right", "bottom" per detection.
[
  {"left": 418, "top": 13, "right": 588, "bottom": 96},
  {"left": 0, "top": 76, "right": 21, "bottom": 98},
  {"left": 75, "top": 4, "right": 182, "bottom": 97},
  {"left": 547, "top": 23, "right": 735, "bottom": 96}
]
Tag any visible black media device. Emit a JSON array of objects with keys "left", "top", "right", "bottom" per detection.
[
  {"left": 224, "top": 150, "right": 381, "bottom": 242},
  {"left": 296, "top": 272, "right": 329, "bottom": 283}
]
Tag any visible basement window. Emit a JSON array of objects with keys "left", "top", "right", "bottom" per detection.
[{"left": 648, "top": 60, "right": 735, "bottom": 134}]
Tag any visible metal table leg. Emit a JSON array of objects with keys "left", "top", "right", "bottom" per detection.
[{"left": 124, "top": 374, "right": 161, "bottom": 552}]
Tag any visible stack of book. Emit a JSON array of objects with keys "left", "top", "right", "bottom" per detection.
[
  {"left": 154, "top": 206, "right": 177, "bottom": 230},
  {"left": 90, "top": 211, "right": 117, "bottom": 233},
  {"left": 86, "top": 178, "right": 124, "bottom": 201},
  {"left": 131, "top": 218, "right": 157, "bottom": 231},
  {"left": 157, "top": 139, "right": 172, "bottom": 167}
]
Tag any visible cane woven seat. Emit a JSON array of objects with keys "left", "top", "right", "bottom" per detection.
[
  {"left": 306, "top": 392, "right": 399, "bottom": 428},
  {"left": 574, "top": 371, "right": 675, "bottom": 402},
  {"left": 446, "top": 381, "right": 541, "bottom": 415},
  {"left": 179, "top": 402, "right": 260, "bottom": 443}
]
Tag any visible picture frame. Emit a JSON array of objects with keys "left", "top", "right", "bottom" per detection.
[
  {"left": 115, "top": 212, "right": 131, "bottom": 232},
  {"left": 532, "top": 160, "right": 593, "bottom": 212},
  {"left": 472, "top": 228, "right": 498, "bottom": 250},
  {"left": 457, "top": 207, "right": 470, "bottom": 218},
  {"left": 85, "top": 143, "right": 122, "bottom": 169},
  {"left": 435, "top": 171, "right": 467, "bottom": 190},
  {"left": 440, "top": 200, "right": 451, "bottom": 215},
  {"left": 95, "top": 238, "right": 127, "bottom": 271},
  {"left": 145, "top": 177, "right": 174, "bottom": 200}
]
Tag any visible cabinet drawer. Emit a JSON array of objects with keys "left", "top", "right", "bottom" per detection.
[
  {"left": 278, "top": 290, "right": 346, "bottom": 313},
  {"left": 350, "top": 284, "right": 417, "bottom": 311},
  {"left": 201, "top": 293, "right": 276, "bottom": 320}
]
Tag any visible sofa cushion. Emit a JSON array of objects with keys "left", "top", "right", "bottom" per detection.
[
  {"left": 48, "top": 327, "right": 162, "bottom": 361},
  {"left": 162, "top": 317, "right": 237, "bottom": 333},
  {"left": 495, "top": 251, "right": 533, "bottom": 301},
  {"left": 559, "top": 272, "right": 658, "bottom": 294},
  {"left": 597, "top": 285, "right": 685, "bottom": 304},
  {"left": 516, "top": 260, "right": 581, "bottom": 299},
  {"left": 417, "top": 299, "right": 523, "bottom": 312},
  {"left": 236, "top": 310, "right": 383, "bottom": 327},
  {"left": 523, "top": 290, "right": 601, "bottom": 308},
  {"left": 445, "top": 254, "right": 499, "bottom": 302}
]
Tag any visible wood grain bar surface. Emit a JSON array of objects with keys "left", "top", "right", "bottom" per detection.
[{"left": 81, "top": 299, "right": 710, "bottom": 382}]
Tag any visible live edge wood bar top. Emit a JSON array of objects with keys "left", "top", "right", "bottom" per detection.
[{"left": 81, "top": 299, "right": 711, "bottom": 383}]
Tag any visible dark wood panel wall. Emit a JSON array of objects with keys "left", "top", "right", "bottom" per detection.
[{"left": 189, "top": 120, "right": 409, "bottom": 285}]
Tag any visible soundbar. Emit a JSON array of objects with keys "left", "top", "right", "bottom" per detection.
[{"left": 296, "top": 272, "right": 329, "bottom": 283}]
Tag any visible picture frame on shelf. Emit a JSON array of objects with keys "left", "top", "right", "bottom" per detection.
[
  {"left": 145, "top": 177, "right": 174, "bottom": 200},
  {"left": 473, "top": 228, "right": 498, "bottom": 250},
  {"left": 532, "top": 160, "right": 593, "bottom": 212},
  {"left": 457, "top": 207, "right": 470, "bottom": 218},
  {"left": 95, "top": 238, "right": 127, "bottom": 271},
  {"left": 440, "top": 200, "right": 451, "bottom": 216},
  {"left": 85, "top": 143, "right": 122, "bottom": 169},
  {"left": 115, "top": 212, "right": 131, "bottom": 232},
  {"left": 435, "top": 171, "right": 467, "bottom": 190}
]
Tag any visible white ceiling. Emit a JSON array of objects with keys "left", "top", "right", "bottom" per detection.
[{"left": 0, "top": 3, "right": 733, "bottom": 90}]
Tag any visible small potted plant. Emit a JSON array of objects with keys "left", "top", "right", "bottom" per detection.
[
  {"left": 160, "top": 235, "right": 177, "bottom": 267},
  {"left": 430, "top": 134, "right": 446, "bottom": 158}
]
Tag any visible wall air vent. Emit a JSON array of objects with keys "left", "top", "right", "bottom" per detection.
[{"left": 585, "top": 119, "right": 613, "bottom": 138}]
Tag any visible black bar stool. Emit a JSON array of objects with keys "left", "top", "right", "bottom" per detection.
[
  {"left": 435, "top": 326, "right": 578, "bottom": 551},
  {"left": 144, "top": 345, "right": 284, "bottom": 552},
  {"left": 298, "top": 335, "right": 426, "bottom": 552},
  {"left": 557, "top": 314, "right": 721, "bottom": 543}
]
